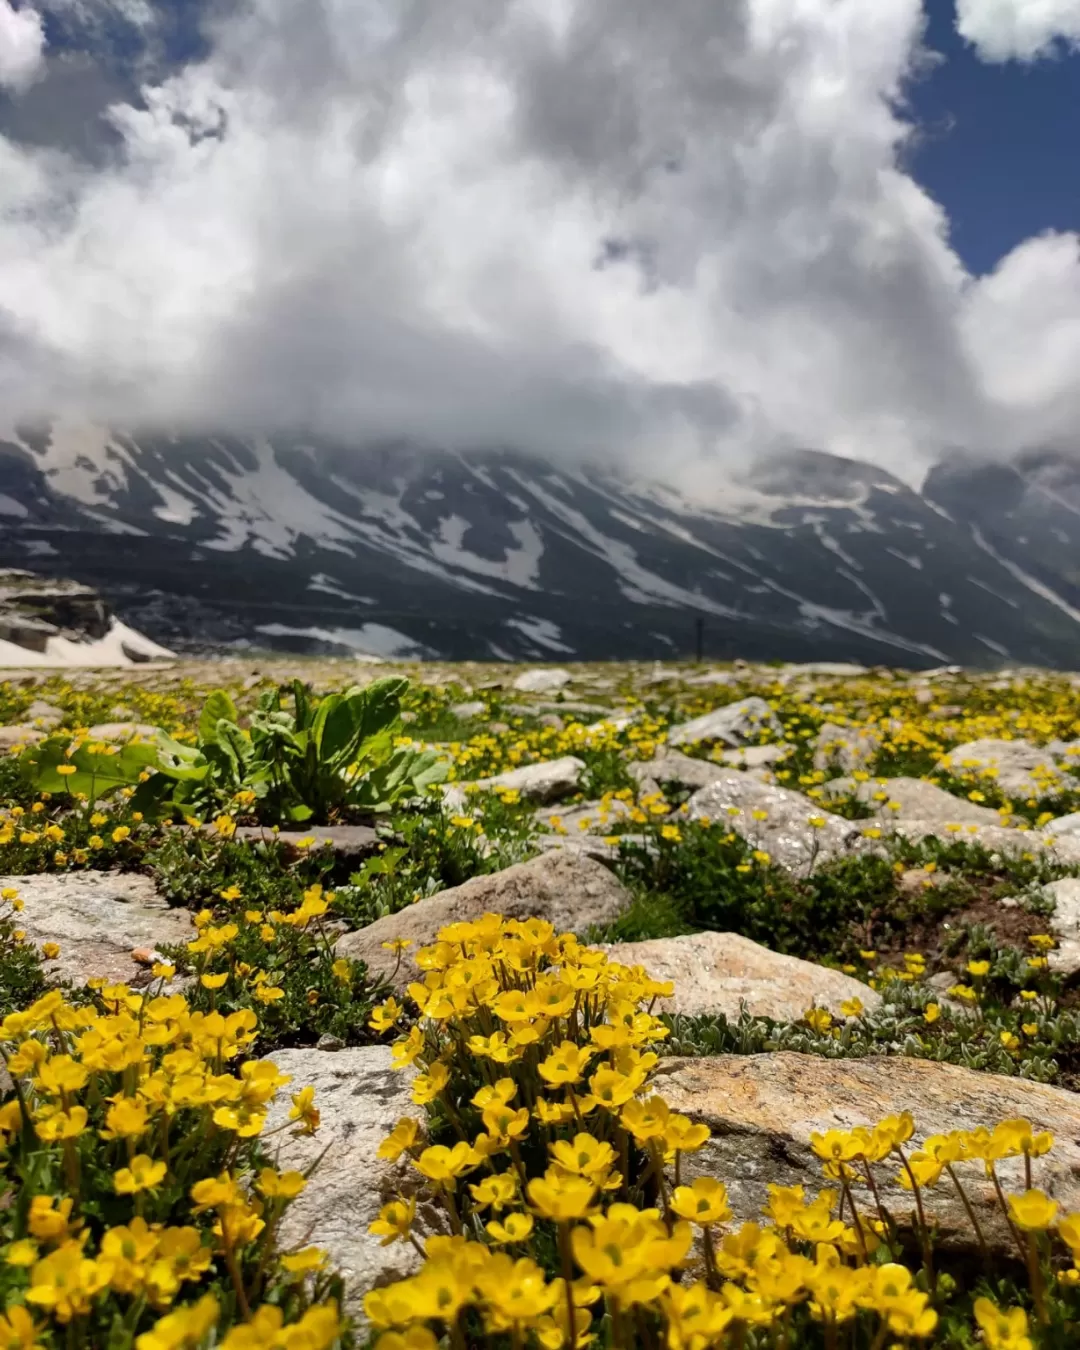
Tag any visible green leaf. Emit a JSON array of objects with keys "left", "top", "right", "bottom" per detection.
[
  {"left": 198, "top": 690, "right": 239, "bottom": 746},
  {"left": 20, "top": 737, "right": 161, "bottom": 798}
]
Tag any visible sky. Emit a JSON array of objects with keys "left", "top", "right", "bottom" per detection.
[{"left": 0, "top": 0, "right": 1077, "bottom": 485}]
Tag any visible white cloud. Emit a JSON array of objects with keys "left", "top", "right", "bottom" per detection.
[
  {"left": 956, "top": 0, "right": 1080, "bottom": 62},
  {"left": 0, "top": 1, "right": 45, "bottom": 92},
  {"left": 0, "top": 0, "right": 1077, "bottom": 482}
]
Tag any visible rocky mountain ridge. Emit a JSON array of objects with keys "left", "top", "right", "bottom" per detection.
[{"left": 3, "top": 423, "right": 1080, "bottom": 666}]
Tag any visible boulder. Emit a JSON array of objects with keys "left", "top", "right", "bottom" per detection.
[
  {"left": 684, "top": 773, "right": 871, "bottom": 873},
  {"left": 0, "top": 871, "right": 194, "bottom": 986},
  {"left": 938, "top": 738, "right": 1069, "bottom": 800},
  {"left": 823, "top": 776, "right": 1000, "bottom": 825},
  {"left": 683, "top": 670, "right": 738, "bottom": 687},
  {"left": 658, "top": 1053, "right": 1080, "bottom": 1257},
  {"left": 468, "top": 755, "right": 585, "bottom": 804},
  {"left": 667, "top": 697, "right": 782, "bottom": 749},
  {"left": 512, "top": 668, "right": 572, "bottom": 694},
  {"left": 261, "top": 1047, "right": 433, "bottom": 1319},
  {"left": 599, "top": 932, "right": 880, "bottom": 1021},
  {"left": 233, "top": 824, "right": 383, "bottom": 864},
  {"left": 812, "top": 722, "right": 882, "bottom": 776},
  {"left": 335, "top": 851, "right": 632, "bottom": 985}
]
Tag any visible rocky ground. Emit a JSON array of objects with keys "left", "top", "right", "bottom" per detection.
[{"left": 4, "top": 655, "right": 1080, "bottom": 1336}]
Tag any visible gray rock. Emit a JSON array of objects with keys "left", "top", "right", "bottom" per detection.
[
  {"left": 822, "top": 776, "right": 1000, "bottom": 825},
  {"left": 718, "top": 744, "right": 790, "bottom": 770},
  {"left": 629, "top": 750, "right": 734, "bottom": 793},
  {"left": 779, "top": 662, "right": 868, "bottom": 678},
  {"left": 658, "top": 1053, "right": 1080, "bottom": 1258},
  {"left": 26, "top": 700, "right": 64, "bottom": 725},
  {"left": 0, "top": 725, "right": 46, "bottom": 752},
  {"left": 812, "top": 722, "right": 882, "bottom": 776},
  {"left": 667, "top": 696, "right": 782, "bottom": 748},
  {"left": 536, "top": 798, "right": 634, "bottom": 834},
  {"left": 261, "top": 1048, "right": 433, "bottom": 1319},
  {"left": 450, "top": 700, "right": 487, "bottom": 719},
  {"left": 0, "top": 871, "right": 194, "bottom": 986},
  {"left": 234, "top": 824, "right": 383, "bottom": 863},
  {"left": 469, "top": 755, "right": 585, "bottom": 804},
  {"left": 538, "top": 714, "right": 565, "bottom": 731},
  {"left": 1041, "top": 811, "right": 1080, "bottom": 837},
  {"left": 684, "top": 773, "right": 871, "bottom": 873},
  {"left": 336, "top": 851, "right": 632, "bottom": 986},
  {"left": 1032, "top": 878, "right": 1080, "bottom": 975},
  {"left": 537, "top": 701, "right": 612, "bottom": 716},
  {"left": 599, "top": 931, "right": 880, "bottom": 1021},
  {"left": 683, "top": 670, "right": 738, "bottom": 687},
  {"left": 938, "top": 738, "right": 1070, "bottom": 800},
  {"left": 512, "top": 668, "right": 572, "bottom": 693},
  {"left": 885, "top": 819, "right": 1046, "bottom": 855},
  {"left": 86, "top": 722, "right": 160, "bottom": 741}
]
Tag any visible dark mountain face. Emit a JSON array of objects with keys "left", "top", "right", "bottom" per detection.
[{"left": 2, "top": 423, "right": 1080, "bottom": 667}]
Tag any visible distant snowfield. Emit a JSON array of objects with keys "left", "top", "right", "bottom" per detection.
[
  {"left": 255, "top": 622, "right": 425, "bottom": 658},
  {"left": 0, "top": 620, "right": 175, "bottom": 669}
]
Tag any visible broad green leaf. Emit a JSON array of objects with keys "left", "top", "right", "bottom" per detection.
[{"left": 198, "top": 690, "right": 239, "bottom": 746}]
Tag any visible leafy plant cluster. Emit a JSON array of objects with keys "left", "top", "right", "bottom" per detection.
[{"left": 19, "top": 678, "right": 447, "bottom": 826}]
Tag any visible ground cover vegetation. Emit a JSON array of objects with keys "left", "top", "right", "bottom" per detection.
[{"left": 0, "top": 656, "right": 1079, "bottom": 1344}]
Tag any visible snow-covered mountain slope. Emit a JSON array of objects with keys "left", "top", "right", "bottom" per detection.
[{"left": 3, "top": 423, "right": 1080, "bottom": 667}]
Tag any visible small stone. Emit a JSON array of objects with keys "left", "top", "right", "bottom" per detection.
[
  {"left": 628, "top": 751, "right": 733, "bottom": 793},
  {"left": 233, "top": 824, "right": 383, "bottom": 864},
  {"left": 0, "top": 725, "right": 46, "bottom": 752},
  {"left": 86, "top": 722, "right": 159, "bottom": 741},
  {"left": 315, "top": 1034, "right": 346, "bottom": 1051}
]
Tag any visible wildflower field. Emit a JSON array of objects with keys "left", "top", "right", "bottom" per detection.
[{"left": 4, "top": 654, "right": 1080, "bottom": 1349}]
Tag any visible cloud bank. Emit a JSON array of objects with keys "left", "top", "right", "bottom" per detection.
[
  {"left": 0, "top": 0, "right": 1078, "bottom": 482},
  {"left": 0, "top": 1, "right": 45, "bottom": 91},
  {"left": 956, "top": 0, "right": 1080, "bottom": 62}
]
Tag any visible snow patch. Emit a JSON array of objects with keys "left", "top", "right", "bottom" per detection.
[
  {"left": 505, "top": 616, "right": 574, "bottom": 653},
  {"left": 255, "top": 622, "right": 426, "bottom": 658}
]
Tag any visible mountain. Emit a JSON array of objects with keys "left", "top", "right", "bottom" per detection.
[{"left": 2, "top": 423, "right": 1080, "bottom": 667}]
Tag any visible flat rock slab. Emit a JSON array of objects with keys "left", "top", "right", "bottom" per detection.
[
  {"left": 824, "top": 776, "right": 1000, "bottom": 825},
  {"left": 684, "top": 774, "right": 872, "bottom": 873},
  {"left": 938, "top": 738, "right": 1070, "bottom": 800},
  {"left": 667, "top": 697, "right": 782, "bottom": 749},
  {"left": 884, "top": 818, "right": 1048, "bottom": 855},
  {"left": 86, "top": 722, "right": 159, "bottom": 741},
  {"left": 1028, "top": 878, "right": 1080, "bottom": 975},
  {"left": 468, "top": 755, "right": 585, "bottom": 804},
  {"left": 1, "top": 871, "right": 193, "bottom": 986},
  {"left": 599, "top": 932, "right": 880, "bottom": 1021},
  {"left": 233, "top": 824, "right": 383, "bottom": 863},
  {"left": 336, "top": 851, "right": 631, "bottom": 986},
  {"left": 261, "top": 1047, "right": 432, "bottom": 1319},
  {"left": 657, "top": 1053, "right": 1080, "bottom": 1257}
]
